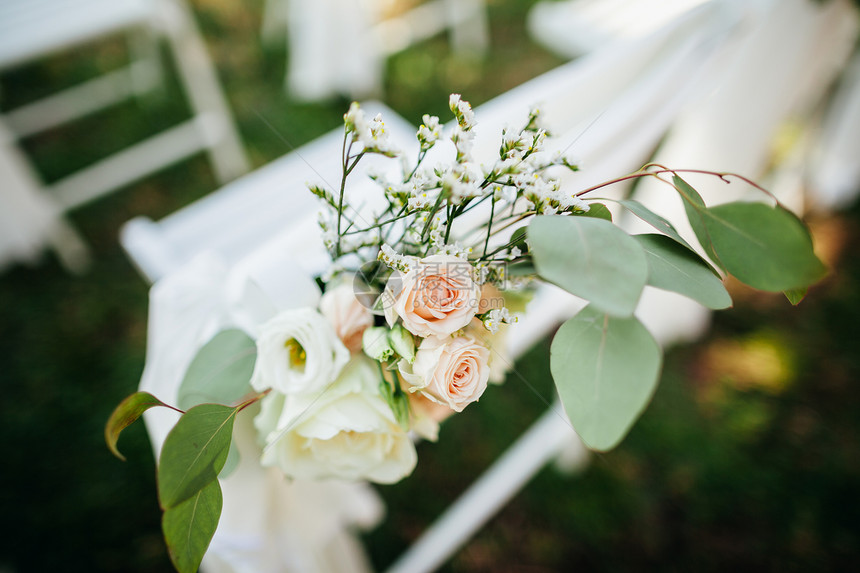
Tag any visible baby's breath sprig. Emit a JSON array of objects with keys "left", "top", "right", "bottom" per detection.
[{"left": 313, "top": 96, "right": 610, "bottom": 289}]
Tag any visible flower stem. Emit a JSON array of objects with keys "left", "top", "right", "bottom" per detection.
[
  {"left": 336, "top": 134, "right": 351, "bottom": 257},
  {"left": 237, "top": 388, "right": 271, "bottom": 412},
  {"left": 574, "top": 165, "right": 772, "bottom": 199},
  {"left": 483, "top": 199, "right": 495, "bottom": 257}
]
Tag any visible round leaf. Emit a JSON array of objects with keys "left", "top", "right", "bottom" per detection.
[
  {"left": 633, "top": 234, "right": 732, "bottom": 310},
  {"left": 550, "top": 305, "right": 662, "bottom": 451},
  {"left": 162, "top": 480, "right": 222, "bottom": 573},
  {"left": 529, "top": 216, "right": 648, "bottom": 317},
  {"left": 674, "top": 175, "right": 724, "bottom": 271},
  {"left": 702, "top": 203, "right": 827, "bottom": 291},
  {"left": 158, "top": 404, "right": 239, "bottom": 509},
  {"left": 177, "top": 329, "right": 256, "bottom": 411},
  {"left": 579, "top": 202, "right": 613, "bottom": 221}
]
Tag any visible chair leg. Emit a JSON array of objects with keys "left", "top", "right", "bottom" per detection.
[
  {"left": 157, "top": 0, "right": 250, "bottom": 184},
  {"left": 0, "top": 131, "right": 91, "bottom": 274},
  {"left": 446, "top": 0, "right": 489, "bottom": 57},
  {"left": 127, "top": 25, "right": 166, "bottom": 102},
  {"left": 385, "top": 404, "right": 583, "bottom": 573},
  {"left": 260, "top": 0, "right": 288, "bottom": 47},
  {"left": 46, "top": 218, "right": 92, "bottom": 274}
]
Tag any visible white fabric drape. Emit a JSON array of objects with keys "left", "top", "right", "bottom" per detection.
[
  {"left": 628, "top": 0, "right": 859, "bottom": 231},
  {"left": 140, "top": 241, "right": 382, "bottom": 573}
]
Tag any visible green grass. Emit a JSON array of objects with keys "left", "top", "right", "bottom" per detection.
[{"left": 1, "top": 1, "right": 858, "bottom": 571}]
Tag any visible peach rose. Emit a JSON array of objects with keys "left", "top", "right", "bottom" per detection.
[
  {"left": 408, "top": 392, "right": 454, "bottom": 441},
  {"left": 398, "top": 335, "right": 490, "bottom": 412},
  {"left": 320, "top": 282, "right": 373, "bottom": 353},
  {"left": 467, "top": 283, "right": 513, "bottom": 384},
  {"left": 384, "top": 254, "right": 480, "bottom": 338}
]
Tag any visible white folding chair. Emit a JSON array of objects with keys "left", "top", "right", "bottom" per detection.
[
  {"left": 122, "top": 4, "right": 746, "bottom": 570},
  {"left": 261, "top": 0, "right": 489, "bottom": 101},
  {"left": 121, "top": 1, "right": 860, "bottom": 569},
  {"left": 0, "top": 0, "right": 249, "bottom": 272}
]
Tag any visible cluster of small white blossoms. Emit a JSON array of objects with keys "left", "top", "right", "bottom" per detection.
[
  {"left": 344, "top": 102, "right": 399, "bottom": 157},
  {"left": 441, "top": 162, "right": 484, "bottom": 205},
  {"left": 416, "top": 114, "right": 441, "bottom": 151},
  {"left": 312, "top": 95, "right": 590, "bottom": 313},
  {"left": 515, "top": 171, "right": 591, "bottom": 215},
  {"left": 481, "top": 307, "right": 516, "bottom": 334},
  {"left": 427, "top": 227, "right": 472, "bottom": 258},
  {"left": 316, "top": 210, "right": 338, "bottom": 251},
  {"left": 379, "top": 243, "right": 419, "bottom": 274},
  {"left": 449, "top": 93, "right": 477, "bottom": 163}
]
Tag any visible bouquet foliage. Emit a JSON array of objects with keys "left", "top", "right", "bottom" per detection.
[{"left": 107, "top": 95, "right": 826, "bottom": 572}]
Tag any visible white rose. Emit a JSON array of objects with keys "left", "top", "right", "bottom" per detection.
[
  {"left": 254, "top": 358, "right": 417, "bottom": 484},
  {"left": 250, "top": 308, "right": 350, "bottom": 395},
  {"left": 399, "top": 335, "right": 490, "bottom": 412},
  {"left": 320, "top": 282, "right": 374, "bottom": 353}
]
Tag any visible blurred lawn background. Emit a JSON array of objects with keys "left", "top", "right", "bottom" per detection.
[{"left": 1, "top": 0, "right": 859, "bottom": 571}]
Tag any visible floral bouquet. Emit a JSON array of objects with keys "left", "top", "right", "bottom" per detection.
[{"left": 107, "top": 95, "right": 826, "bottom": 572}]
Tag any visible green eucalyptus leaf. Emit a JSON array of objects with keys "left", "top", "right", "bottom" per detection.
[
  {"left": 579, "top": 202, "right": 612, "bottom": 221},
  {"left": 162, "top": 479, "right": 222, "bottom": 573},
  {"left": 784, "top": 287, "right": 808, "bottom": 305},
  {"left": 506, "top": 260, "right": 535, "bottom": 276},
  {"left": 529, "top": 215, "right": 648, "bottom": 317},
  {"left": 633, "top": 234, "right": 732, "bottom": 310},
  {"left": 158, "top": 404, "right": 239, "bottom": 509},
  {"left": 551, "top": 305, "right": 662, "bottom": 451},
  {"left": 510, "top": 227, "right": 528, "bottom": 251},
  {"left": 105, "top": 391, "right": 170, "bottom": 461},
  {"left": 701, "top": 203, "right": 827, "bottom": 292},
  {"left": 177, "top": 329, "right": 256, "bottom": 411},
  {"left": 219, "top": 439, "right": 240, "bottom": 479},
  {"left": 673, "top": 175, "right": 725, "bottom": 271},
  {"left": 618, "top": 199, "right": 696, "bottom": 253}
]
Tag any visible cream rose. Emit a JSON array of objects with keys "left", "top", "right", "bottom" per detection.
[
  {"left": 254, "top": 358, "right": 417, "bottom": 483},
  {"left": 250, "top": 307, "right": 350, "bottom": 395},
  {"left": 320, "top": 283, "right": 373, "bottom": 353},
  {"left": 399, "top": 335, "right": 490, "bottom": 412},
  {"left": 384, "top": 254, "right": 481, "bottom": 338}
]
